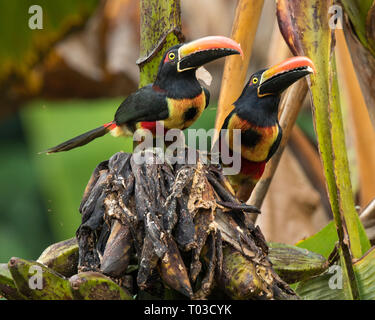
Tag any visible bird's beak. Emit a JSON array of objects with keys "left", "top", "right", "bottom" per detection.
[
  {"left": 177, "top": 36, "right": 243, "bottom": 72},
  {"left": 258, "top": 56, "right": 316, "bottom": 97}
]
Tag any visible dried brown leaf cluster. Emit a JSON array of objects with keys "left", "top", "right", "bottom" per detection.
[{"left": 76, "top": 149, "right": 296, "bottom": 299}]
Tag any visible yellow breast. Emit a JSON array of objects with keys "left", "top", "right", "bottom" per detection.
[
  {"left": 226, "top": 113, "right": 279, "bottom": 162},
  {"left": 163, "top": 91, "right": 206, "bottom": 130}
]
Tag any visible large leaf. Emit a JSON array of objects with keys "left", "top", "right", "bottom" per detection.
[
  {"left": 296, "top": 220, "right": 370, "bottom": 262},
  {"left": 277, "top": 0, "right": 371, "bottom": 300},
  {"left": 296, "top": 247, "right": 375, "bottom": 300},
  {"left": 336, "top": 30, "right": 375, "bottom": 207}
]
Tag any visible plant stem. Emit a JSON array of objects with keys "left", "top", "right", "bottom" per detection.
[
  {"left": 138, "top": 0, "right": 184, "bottom": 87},
  {"left": 213, "top": 0, "right": 264, "bottom": 142}
]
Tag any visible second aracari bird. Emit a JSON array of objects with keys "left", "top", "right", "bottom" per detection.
[
  {"left": 220, "top": 56, "right": 316, "bottom": 201},
  {"left": 42, "top": 36, "right": 243, "bottom": 154}
]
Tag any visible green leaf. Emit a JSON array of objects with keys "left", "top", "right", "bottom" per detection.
[
  {"left": 296, "top": 246, "right": 375, "bottom": 300},
  {"left": 296, "top": 220, "right": 370, "bottom": 260},
  {"left": 296, "top": 222, "right": 338, "bottom": 259},
  {"left": 354, "top": 247, "right": 375, "bottom": 299}
]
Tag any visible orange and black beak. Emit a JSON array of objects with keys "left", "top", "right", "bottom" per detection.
[
  {"left": 177, "top": 36, "right": 243, "bottom": 72},
  {"left": 258, "top": 56, "right": 316, "bottom": 97}
]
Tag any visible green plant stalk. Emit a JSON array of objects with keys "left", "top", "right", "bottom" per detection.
[
  {"left": 326, "top": 55, "right": 364, "bottom": 259},
  {"left": 304, "top": 13, "right": 364, "bottom": 301},
  {"left": 307, "top": 38, "right": 363, "bottom": 302},
  {"left": 339, "top": 246, "right": 360, "bottom": 300},
  {"left": 277, "top": 0, "right": 371, "bottom": 299},
  {"left": 137, "top": 0, "right": 184, "bottom": 87},
  {"left": 278, "top": 0, "right": 369, "bottom": 259}
]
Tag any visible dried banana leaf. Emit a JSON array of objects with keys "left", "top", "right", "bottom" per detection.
[
  {"left": 100, "top": 219, "right": 133, "bottom": 278},
  {"left": 73, "top": 150, "right": 297, "bottom": 300},
  {"left": 159, "top": 235, "right": 193, "bottom": 299}
]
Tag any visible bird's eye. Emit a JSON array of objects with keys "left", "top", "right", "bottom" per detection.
[
  {"left": 168, "top": 52, "right": 175, "bottom": 60},
  {"left": 252, "top": 77, "right": 258, "bottom": 84}
]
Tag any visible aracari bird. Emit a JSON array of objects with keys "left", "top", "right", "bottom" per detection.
[
  {"left": 42, "top": 36, "right": 243, "bottom": 154},
  {"left": 220, "top": 56, "right": 315, "bottom": 201}
]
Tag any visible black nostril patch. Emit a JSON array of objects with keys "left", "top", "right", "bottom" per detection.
[{"left": 184, "top": 107, "right": 198, "bottom": 121}]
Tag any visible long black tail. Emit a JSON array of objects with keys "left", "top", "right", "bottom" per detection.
[{"left": 41, "top": 122, "right": 114, "bottom": 154}]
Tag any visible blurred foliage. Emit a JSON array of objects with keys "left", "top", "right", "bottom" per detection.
[
  {"left": 0, "top": 114, "right": 54, "bottom": 262},
  {"left": 340, "top": 0, "right": 375, "bottom": 55},
  {"left": 296, "top": 108, "right": 317, "bottom": 144},
  {"left": 20, "top": 98, "right": 133, "bottom": 241},
  {"left": 0, "top": 0, "right": 98, "bottom": 83}
]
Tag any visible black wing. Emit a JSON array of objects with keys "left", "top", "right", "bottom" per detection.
[
  {"left": 266, "top": 123, "right": 282, "bottom": 162},
  {"left": 114, "top": 84, "right": 169, "bottom": 125}
]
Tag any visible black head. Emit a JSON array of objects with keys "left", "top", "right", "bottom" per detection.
[
  {"left": 154, "top": 36, "right": 243, "bottom": 90},
  {"left": 235, "top": 56, "right": 315, "bottom": 126},
  {"left": 155, "top": 44, "right": 185, "bottom": 82}
]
